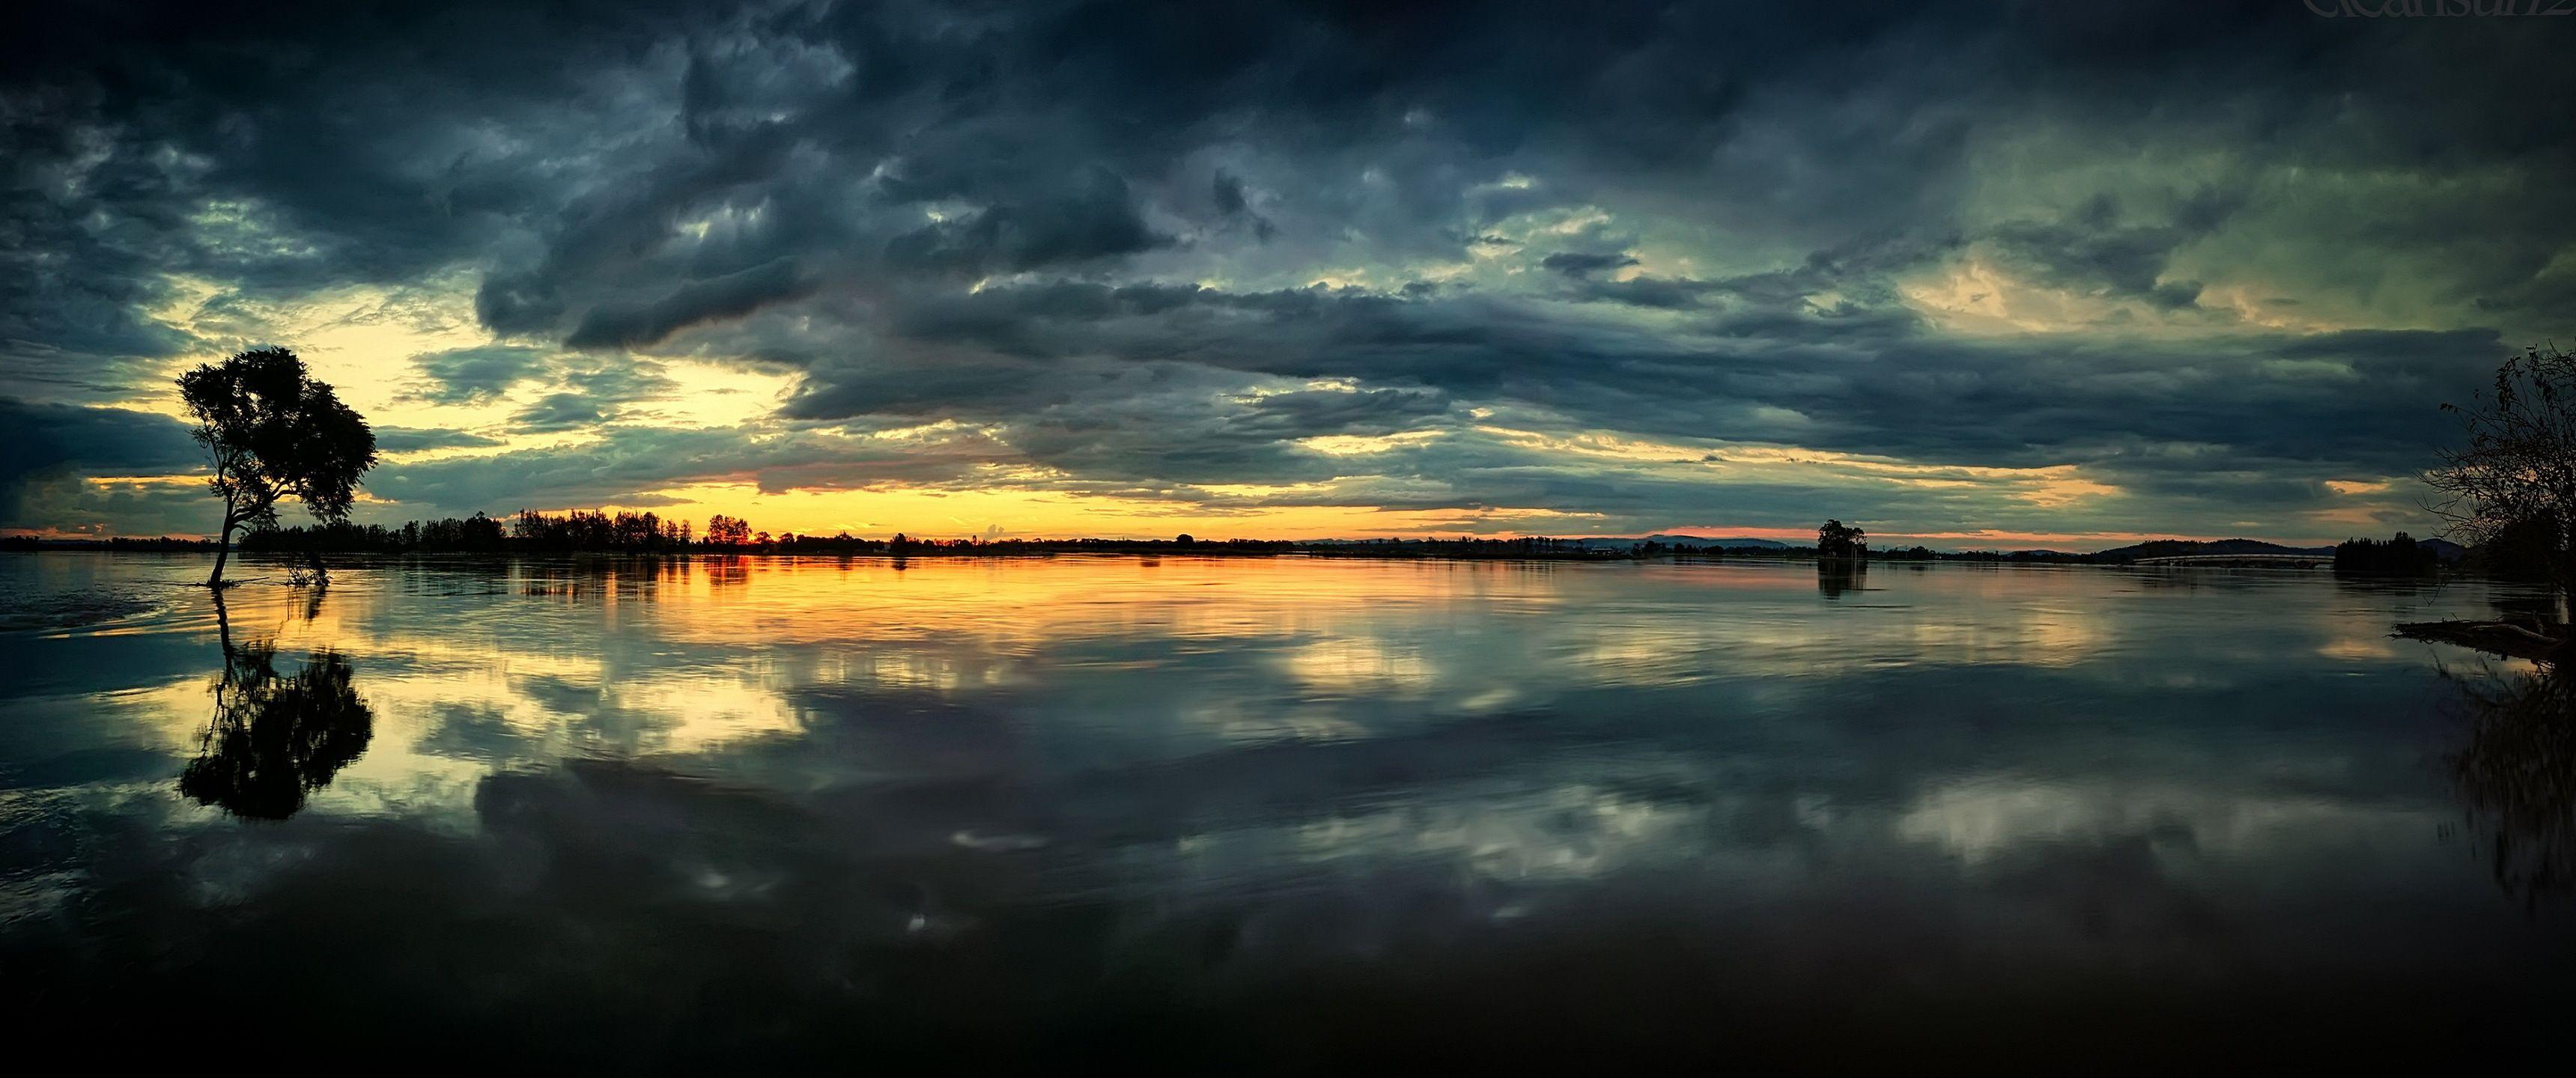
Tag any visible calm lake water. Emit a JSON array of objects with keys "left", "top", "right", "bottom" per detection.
[{"left": 2, "top": 552, "right": 2571, "bottom": 1068}]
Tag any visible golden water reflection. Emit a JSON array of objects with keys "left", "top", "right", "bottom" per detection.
[
  {"left": 5, "top": 553, "right": 2574, "bottom": 1062},
  {"left": 61, "top": 557, "right": 2518, "bottom": 823}
]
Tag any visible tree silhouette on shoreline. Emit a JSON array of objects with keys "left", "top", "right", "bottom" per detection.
[
  {"left": 176, "top": 347, "right": 377, "bottom": 588},
  {"left": 2429, "top": 344, "right": 2575, "bottom": 601}
]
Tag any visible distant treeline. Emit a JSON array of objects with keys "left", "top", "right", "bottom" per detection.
[
  {"left": 210, "top": 512, "right": 2143, "bottom": 563},
  {"left": 2459, "top": 515, "right": 2572, "bottom": 583},
  {"left": 2334, "top": 533, "right": 2440, "bottom": 577},
  {"left": 0, "top": 535, "right": 215, "bottom": 551},
  {"left": 0, "top": 513, "right": 2534, "bottom": 577},
  {"left": 231, "top": 520, "right": 1775, "bottom": 559},
  {"left": 2327, "top": 527, "right": 2568, "bottom": 579}
]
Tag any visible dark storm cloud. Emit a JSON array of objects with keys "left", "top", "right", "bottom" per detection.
[
  {"left": 514, "top": 393, "right": 611, "bottom": 433},
  {"left": 0, "top": 1, "right": 715, "bottom": 372},
  {"left": 1542, "top": 252, "right": 1641, "bottom": 278},
  {"left": 368, "top": 422, "right": 1008, "bottom": 514},
  {"left": 881, "top": 167, "right": 1172, "bottom": 278},
  {"left": 374, "top": 427, "right": 505, "bottom": 453},
  {"left": 565, "top": 257, "right": 816, "bottom": 349},
  {"left": 1981, "top": 192, "right": 2235, "bottom": 311},
  {"left": 0, "top": 398, "right": 199, "bottom": 523},
  {"left": 812, "top": 274, "right": 2489, "bottom": 493},
  {"left": 6, "top": 1, "right": 2573, "bottom": 535},
  {"left": 1210, "top": 169, "right": 1276, "bottom": 241},
  {"left": 1564, "top": 275, "right": 1722, "bottom": 310},
  {"left": 1003, "top": 380, "right": 1456, "bottom": 487},
  {"left": 407, "top": 346, "right": 551, "bottom": 406}
]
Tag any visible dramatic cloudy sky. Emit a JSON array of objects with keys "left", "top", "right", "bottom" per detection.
[{"left": 4, "top": 1, "right": 2571, "bottom": 546}]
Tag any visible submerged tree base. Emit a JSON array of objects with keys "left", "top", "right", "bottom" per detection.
[{"left": 2396, "top": 620, "right": 2569, "bottom": 663}]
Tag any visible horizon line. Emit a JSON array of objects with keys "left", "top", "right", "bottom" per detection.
[{"left": 2, "top": 523, "right": 2425, "bottom": 556}]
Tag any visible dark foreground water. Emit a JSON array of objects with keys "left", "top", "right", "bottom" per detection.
[{"left": 2, "top": 552, "right": 2572, "bottom": 1069}]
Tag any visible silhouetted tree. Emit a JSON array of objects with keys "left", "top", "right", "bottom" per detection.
[
  {"left": 1817, "top": 520, "right": 1868, "bottom": 561},
  {"left": 175, "top": 347, "right": 377, "bottom": 588},
  {"left": 2430, "top": 344, "right": 2575, "bottom": 594},
  {"left": 706, "top": 514, "right": 752, "bottom": 546}
]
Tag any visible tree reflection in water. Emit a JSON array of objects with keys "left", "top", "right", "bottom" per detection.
[
  {"left": 1817, "top": 558, "right": 1866, "bottom": 600},
  {"left": 2445, "top": 648, "right": 2576, "bottom": 909},
  {"left": 180, "top": 590, "right": 374, "bottom": 820}
]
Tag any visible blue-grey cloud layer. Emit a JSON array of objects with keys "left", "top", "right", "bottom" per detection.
[{"left": 4, "top": 1, "right": 2572, "bottom": 536}]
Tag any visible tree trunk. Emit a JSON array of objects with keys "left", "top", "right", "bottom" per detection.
[
  {"left": 2556, "top": 544, "right": 2575, "bottom": 627},
  {"left": 207, "top": 518, "right": 234, "bottom": 588}
]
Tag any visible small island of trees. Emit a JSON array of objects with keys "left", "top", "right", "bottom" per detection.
[
  {"left": 1817, "top": 520, "right": 1868, "bottom": 561},
  {"left": 2333, "top": 533, "right": 2440, "bottom": 577}
]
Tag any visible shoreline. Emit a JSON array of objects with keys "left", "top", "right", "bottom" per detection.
[{"left": 0, "top": 543, "right": 2464, "bottom": 575}]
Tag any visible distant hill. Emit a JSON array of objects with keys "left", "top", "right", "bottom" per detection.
[
  {"left": 2089, "top": 538, "right": 2334, "bottom": 563},
  {"left": 2419, "top": 537, "right": 2470, "bottom": 562},
  {"left": 1647, "top": 534, "right": 1791, "bottom": 549}
]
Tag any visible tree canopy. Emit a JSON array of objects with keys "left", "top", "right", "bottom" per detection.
[
  {"left": 176, "top": 347, "right": 377, "bottom": 585},
  {"left": 2429, "top": 344, "right": 2575, "bottom": 591},
  {"left": 705, "top": 514, "right": 753, "bottom": 546},
  {"left": 1817, "top": 520, "right": 1868, "bottom": 561}
]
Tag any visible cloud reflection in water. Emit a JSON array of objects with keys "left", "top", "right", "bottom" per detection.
[{"left": 1, "top": 554, "right": 2572, "bottom": 1065}]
